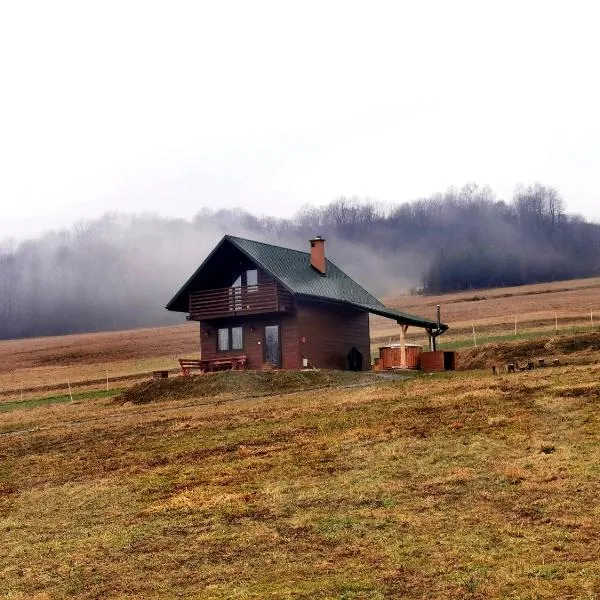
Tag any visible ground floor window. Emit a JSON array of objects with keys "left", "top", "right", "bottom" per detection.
[{"left": 217, "top": 326, "right": 243, "bottom": 351}]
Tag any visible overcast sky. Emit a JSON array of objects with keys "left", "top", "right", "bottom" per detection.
[{"left": 1, "top": 0, "right": 599, "bottom": 239}]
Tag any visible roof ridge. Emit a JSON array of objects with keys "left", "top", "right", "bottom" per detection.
[
  {"left": 226, "top": 235, "right": 371, "bottom": 272},
  {"left": 226, "top": 235, "right": 310, "bottom": 257}
]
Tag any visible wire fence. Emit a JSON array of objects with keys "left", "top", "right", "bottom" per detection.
[
  {"left": 464, "top": 311, "right": 599, "bottom": 348},
  {"left": 373, "top": 310, "right": 600, "bottom": 350},
  {"left": 0, "top": 368, "right": 141, "bottom": 410}
]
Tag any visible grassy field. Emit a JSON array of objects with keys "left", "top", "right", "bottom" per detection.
[
  {"left": 374, "top": 276, "right": 600, "bottom": 348},
  {"left": 1, "top": 365, "right": 600, "bottom": 598},
  {"left": 0, "top": 275, "right": 598, "bottom": 402},
  {"left": 1, "top": 276, "right": 600, "bottom": 597},
  {"left": 0, "top": 389, "right": 121, "bottom": 414},
  {"left": 2, "top": 276, "right": 600, "bottom": 403},
  {"left": 438, "top": 324, "right": 600, "bottom": 350},
  {"left": 0, "top": 324, "right": 197, "bottom": 402}
]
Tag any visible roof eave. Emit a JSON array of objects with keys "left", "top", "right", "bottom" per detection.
[{"left": 365, "top": 304, "right": 448, "bottom": 330}]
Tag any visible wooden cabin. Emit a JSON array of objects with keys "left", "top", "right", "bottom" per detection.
[{"left": 166, "top": 235, "right": 448, "bottom": 371}]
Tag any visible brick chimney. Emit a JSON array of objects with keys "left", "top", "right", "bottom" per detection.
[{"left": 310, "top": 236, "right": 326, "bottom": 275}]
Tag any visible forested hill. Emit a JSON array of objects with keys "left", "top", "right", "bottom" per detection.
[{"left": 1, "top": 183, "right": 599, "bottom": 339}]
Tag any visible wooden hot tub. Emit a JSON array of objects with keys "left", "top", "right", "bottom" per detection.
[{"left": 377, "top": 343, "right": 422, "bottom": 370}]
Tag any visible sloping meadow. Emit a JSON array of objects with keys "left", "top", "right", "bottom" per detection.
[
  {"left": 458, "top": 331, "right": 600, "bottom": 370},
  {"left": 1, "top": 364, "right": 600, "bottom": 598},
  {"left": 117, "top": 370, "right": 374, "bottom": 405}
]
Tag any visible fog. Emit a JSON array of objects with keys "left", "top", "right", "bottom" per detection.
[{"left": 1, "top": 184, "right": 599, "bottom": 339}]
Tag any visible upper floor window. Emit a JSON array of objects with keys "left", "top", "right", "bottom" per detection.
[
  {"left": 229, "top": 269, "right": 259, "bottom": 310},
  {"left": 246, "top": 269, "right": 258, "bottom": 290},
  {"left": 231, "top": 269, "right": 258, "bottom": 288}
]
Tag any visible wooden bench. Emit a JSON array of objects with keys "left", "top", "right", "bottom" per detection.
[
  {"left": 179, "top": 355, "right": 247, "bottom": 375},
  {"left": 205, "top": 355, "right": 247, "bottom": 372}
]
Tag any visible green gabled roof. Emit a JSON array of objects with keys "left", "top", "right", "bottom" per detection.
[
  {"left": 166, "top": 235, "right": 447, "bottom": 330},
  {"left": 227, "top": 236, "right": 383, "bottom": 307}
]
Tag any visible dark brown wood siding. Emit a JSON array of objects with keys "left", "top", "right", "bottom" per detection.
[
  {"left": 296, "top": 300, "right": 371, "bottom": 370},
  {"left": 280, "top": 314, "right": 301, "bottom": 370},
  {"left": 199, "top": 311, "right": 300, "bottom": 370}
]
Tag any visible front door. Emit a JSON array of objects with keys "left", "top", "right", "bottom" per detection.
[{"left": 264, "top": 325, "right": 281, "bottom": 367}]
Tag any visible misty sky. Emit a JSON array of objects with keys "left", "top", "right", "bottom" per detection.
[{"left": 1, "top": 1, "right": 599, "bottom": 240}]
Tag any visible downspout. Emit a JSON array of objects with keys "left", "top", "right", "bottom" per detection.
[
  {"left": 433, "top": 304, "right": 441, "bottom": 351},
  {"left": 428, "top": 305, "right": 443, "bottom": 351}
]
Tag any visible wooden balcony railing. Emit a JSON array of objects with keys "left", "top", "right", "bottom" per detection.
[{"left": 189, "top": 283, "right": 292, "bottom": 320}]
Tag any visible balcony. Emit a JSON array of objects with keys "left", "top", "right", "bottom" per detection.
[{"left": 189, "top": 282, "right": 292, "bottom": 320}]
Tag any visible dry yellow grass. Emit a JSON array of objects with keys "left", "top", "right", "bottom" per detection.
[
  {"left": 1, "top": 364, "right": 600, "bottom": 598},
  {"left": 374, "top": 276, "right": 600, "bottom": 346},
  {"left": 0, "top": 323, "right": 198, "bottom": 399}
]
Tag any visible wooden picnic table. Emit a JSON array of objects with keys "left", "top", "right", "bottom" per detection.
[{"left": 179, "top": 355, "right": 247, "bottom": 375}]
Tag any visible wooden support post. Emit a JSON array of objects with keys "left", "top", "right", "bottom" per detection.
[
  {"left": 399, "top": 324, "right": 408, "bottom": 367},
  {"left": 426, "top": 328, "right": 435, "bottom": 352}
]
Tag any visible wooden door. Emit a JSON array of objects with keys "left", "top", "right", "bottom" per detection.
[{"left": 264, "top": 325, "right": 281, "bottom": 367}]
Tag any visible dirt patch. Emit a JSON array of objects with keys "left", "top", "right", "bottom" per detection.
[
  {"left": 458, "top": 332, "right": 600, "bottom": 370},
  {"left": 117, "top": 370, "right": 376, "bottom": 405}
]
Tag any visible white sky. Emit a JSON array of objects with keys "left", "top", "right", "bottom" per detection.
[{"left": 1, "top": 0, "right": 599, "bottom": 239}]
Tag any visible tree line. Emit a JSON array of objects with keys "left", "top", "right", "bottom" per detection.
[
  {"left": 1, "top": 183, "right": 599, "bottom": 339},
  {"left": 266, "top": 183, "right": 600, "bottom": 292}
]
